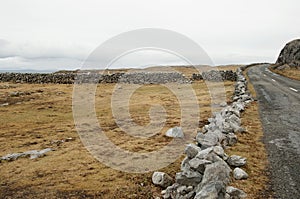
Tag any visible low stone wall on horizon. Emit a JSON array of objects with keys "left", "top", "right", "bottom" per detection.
[{"left": 0, "top": 70, "right": 237, "bottom": 84}]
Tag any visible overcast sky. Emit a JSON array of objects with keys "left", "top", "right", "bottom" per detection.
[{"left": 0, "top": 0, "right": 299, "bottom": 71}]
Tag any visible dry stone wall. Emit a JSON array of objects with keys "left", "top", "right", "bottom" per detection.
[
  {"left": 153, "top": 68, "right": 253, "bottom": 199},
  {"left": 192, "top": 70, "right": 237, "bottom": 82},
  {"left": 0, "top": 70, "right": 237, "bottom": 84}
]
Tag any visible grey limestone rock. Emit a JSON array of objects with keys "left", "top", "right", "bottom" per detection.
[
  {"left": 233, "top": 168, "right": 248, "bottom": 180},
  {"left": 152, "top": 172, "right": 173, "bottom": 188},
  {"left": 226, "top": 186, "right": 247, "bottom": 199},
  {"left": 166, "top": 127, "right": 184, "bottom": 138},
  {"left": 227, "top": 155, "right": 247, "bottom": 167}
]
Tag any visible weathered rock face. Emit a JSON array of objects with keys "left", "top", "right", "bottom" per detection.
[{"left": 276, "top": 39, "right": 300, "bottom": 69}]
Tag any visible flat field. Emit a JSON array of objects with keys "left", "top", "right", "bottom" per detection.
[{"left": 0, "top": 66, "right": 268, "bottom": 198}]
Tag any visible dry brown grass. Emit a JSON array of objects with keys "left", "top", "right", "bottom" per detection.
[
  {"left": 223, "top": 69, "right": 271, "bottom": 198},
  {"left": 0, "top": 66, "right": 269, "bottom": 198},
  {"left": 269, "top": 67, "right": 300, "bottom": 81},
  {"left": 226, "top": 102, "right": 270, "bottom": 198},
  {"left": 0, "top": 69, "right": 235, "bottom": 198}
]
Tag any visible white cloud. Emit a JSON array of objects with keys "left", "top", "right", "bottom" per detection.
[{"left": 0, "top": 0, "right": 299, "bottom": 71}]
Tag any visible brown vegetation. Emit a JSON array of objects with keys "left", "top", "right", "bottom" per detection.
[
  {"left": 270, "top": 65, "right": 300, "bottom": 81},
  {"left": 0, "top": 66, "right": 268, "bottom": 198}
]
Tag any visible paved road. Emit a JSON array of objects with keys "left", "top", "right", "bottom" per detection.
[{"left": 247, "top": 64, "right": 300, "bottom": 198}]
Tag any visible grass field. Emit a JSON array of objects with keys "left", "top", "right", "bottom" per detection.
[
  {"left": 270, "top": 66, "right": 300, "bottom": 81},
  {"left": 0, "top": 66, "right": 269, "bottom": 198}
]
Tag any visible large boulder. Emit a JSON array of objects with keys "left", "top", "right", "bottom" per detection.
[
  {"left": 276, "top": 39, "right": 300, "bottom": 69},
  {"left": 195, "top": 160, "right": 231, "bottom": 199}
]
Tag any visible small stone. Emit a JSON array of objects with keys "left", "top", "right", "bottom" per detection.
[
  {"left": 233, "top": 168, "right": 248, "bottom": 180},
  {"left": 194, "top": 181, "right": 226, "bottom": 199},
  {"left": 227, "top": 155, "right": 247, "bottom": 167},
  {"left": 189, "top": 158, "right": 212, "bottom": 174},
  {"left": 165, "top": 127, "right": 184, "bottom": 138},
  {"left": 176, "top": 185, "right": 187, "bottom": 194},
  {"left": 162, "top": 183, "right": 179, "bottom": 199},
  {"left": 152, "top": 172, "right": 173, "bottom": 188},
  {"left": 175, "top": 170, "right": 202, "bottom": 186},
  {"left": 220, "top": 102, "right": 227, "bottom": 107},
  {"left": 195, "top": 147, "right": 214, "bottom": 160},
  {"left": 1, "top": 102, "right": 9, "bottom": 107},
  {"left": 186, "top": 186, "right": 194, "bottom": 192},
  {"left": 226, "top": 186, "right": 247, "bottom": 198},
  {"left": 225, "top": 133, "right": 238, "bottom": 146},
  {"left": 184, "top": 144, "right": 201, "bottom": 159},
  {"left": 213, "top": 146, "right": 225, "bottom": 158},
  {"left": 225, "top": 193, "right": 231, "bottom": 199},
  {"left": 181, "top": 156, "right": 191, "bottom": 171},
  {"left": 196, "top": 132, "right": 219, "bottom": 149}
]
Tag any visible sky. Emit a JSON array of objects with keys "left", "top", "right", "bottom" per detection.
[{"left": 0, "top": 0, "right": 299, "bottom": 71}]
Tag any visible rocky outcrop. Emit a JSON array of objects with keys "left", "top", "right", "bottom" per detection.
[
  {"left": 153, "top": 68, "right": 252, "bottom": 199},
  {"left": 276, "top": 39, "right": 300, "bottom": 69}
]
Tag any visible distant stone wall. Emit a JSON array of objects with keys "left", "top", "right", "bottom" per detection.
[
  {"left": 191, "top": 70, "right": 237, "bottom": 81},
  {"left": 0, "top": 73, "right": 76, "bottom": 84},
  {"left": 0, "top": 70, "right": 237, "bottom": 84},
  {"left": 119, "top": 72, "right": 191, "bottom": 84}
]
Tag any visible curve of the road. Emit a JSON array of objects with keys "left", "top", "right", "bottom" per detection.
[{"left": 247, "top": 64, "right": 300, "bottom": 199}]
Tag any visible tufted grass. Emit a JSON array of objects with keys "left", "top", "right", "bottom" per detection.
[{"left": 223, "top": 68, "right": 271, "bottom": 198}]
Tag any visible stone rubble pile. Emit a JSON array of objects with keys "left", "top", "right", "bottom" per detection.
[
  {"left": 192, "top": 70, "right": 237, "bottom": 82},
  {"left": 153, "top": 68, "right": 253, "bottom": 199},
  {"left": 0, "top": 148, "right": 53, "bottom": 162}
]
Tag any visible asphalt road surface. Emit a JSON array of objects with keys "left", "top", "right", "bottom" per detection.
[{"left": 247, "top": 64, "right": 300, "bottom": 198}]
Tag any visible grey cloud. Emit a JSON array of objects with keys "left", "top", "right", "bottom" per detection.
[{"left": 0, "top": 39, "right": 89, "bottom": 61}]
